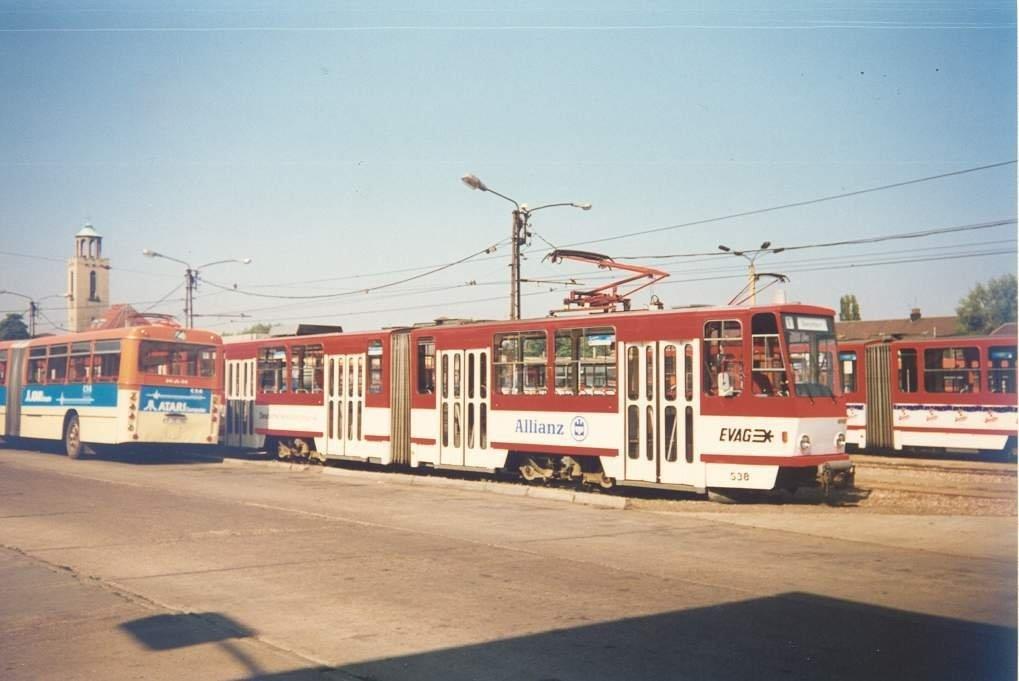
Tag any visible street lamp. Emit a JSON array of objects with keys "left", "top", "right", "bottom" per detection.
[
  {"left": 717, "top": 241, "right": 785, "bottom": 305},
  {"left": 142, "top": 249, "right": 252, "bottom": 328},
  {"left": 461, "top": 173, "right": 591, "bottom": 320},
  {"left": 0, "top": 290, "right": 67, "bottom": 337}
]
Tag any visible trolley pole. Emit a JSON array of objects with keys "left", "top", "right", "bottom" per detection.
[{"left": 461, "top": 174, "right": 590, "bottom": 321}]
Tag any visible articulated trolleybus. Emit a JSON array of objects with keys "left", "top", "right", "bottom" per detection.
[
  {"left": 840, "top": 335, "right": 1018, "bottom": 456},
  {"left": 223, "top": 303, "right": 852, "bottom": 497},
  {"left": 0, "top": 324, "right": 223, "bottom": 457}
]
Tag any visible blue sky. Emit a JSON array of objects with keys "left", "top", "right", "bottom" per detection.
[{"left": 1, "top": 1, "right": 1015, "bottom": 334}]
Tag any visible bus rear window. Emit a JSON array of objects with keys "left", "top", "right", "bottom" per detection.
[
  {"left": 138, "top": 341, "right": 217, "bottom": 378},
  {"left": 93, "top": 340, "right": 121, "bottom": 383}
]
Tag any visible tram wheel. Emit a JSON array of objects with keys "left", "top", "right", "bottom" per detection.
[{"left": 64, "top": 414, "right": 83, "bottom": 459}]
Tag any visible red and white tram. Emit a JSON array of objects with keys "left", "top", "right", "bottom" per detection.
[
  {"left": 223, "top": 303, "right": 853, "bottom": 497},
  {"left": 840, "top": 336, "right": 1017, "bottom": 456}
]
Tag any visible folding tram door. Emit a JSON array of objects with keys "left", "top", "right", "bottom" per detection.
[
  {"left": 323, "top": 353, "right": 366, "bottom": 458},
  {"left": 437, "top": 349, "right": 489, "bottom": 468},
  {"left": 225, "top": 358, "right": 256, "bottom": 447},
  {"left": 622, "top": 341, "right": 700, "bottom": 487}
]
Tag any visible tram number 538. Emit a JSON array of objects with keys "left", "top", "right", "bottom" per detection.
[{"left": 729, "top": 471, "right": 751, "bottom": 482}]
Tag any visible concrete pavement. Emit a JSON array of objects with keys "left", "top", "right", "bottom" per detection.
[{"left": 0, "top": 447, "right": 1015, "bottom": 680}]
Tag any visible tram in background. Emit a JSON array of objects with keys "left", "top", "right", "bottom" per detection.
[
  {"left": 0, "top": 324, "right": 223, "bottom": 457},
  {"left": 840, "top": 335, "right": 1017, "bottom": 457},
  {"left": 223, "top": 303, "right": 853, "bottom": 498}
]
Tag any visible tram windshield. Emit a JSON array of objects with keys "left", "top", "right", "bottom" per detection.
[{"left": 783, "top": 314, "right": 839, "bottom": 398}]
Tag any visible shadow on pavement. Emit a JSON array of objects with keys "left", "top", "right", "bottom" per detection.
[{"left": 119, "top": 592, "right": 1017, "bottom": 681}]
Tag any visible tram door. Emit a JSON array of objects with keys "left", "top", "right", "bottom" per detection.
[
  {"left": 225, "top": 358, "right": 256, "bottom": 447},
  {"left": 438, "top": 349, "right": 489, "bottom": 467},
  {"left": 623, "top": 341, "right": 699, "bottom": 486},
  {"left": 323, "top": 354, "right": 365, "bottom": 457}
]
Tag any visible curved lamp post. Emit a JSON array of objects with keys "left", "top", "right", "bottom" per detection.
[
  {"left": 142, "top": 249, "right": 251, "bottom": 328},
  {"left": 717, "top": 241, "right": 785, "bottom": 305},
  {"left": 461, "top": 173, "right": 590, "bottom": 319}
]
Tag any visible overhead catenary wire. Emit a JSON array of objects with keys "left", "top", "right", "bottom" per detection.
[
  {"left": 201, "top": 248, "right": 1013, "bottom": 330},
  {"left": 561, "top": 160, "right": 1018, "bottom": 248},
  {"left": 200, "top": 239, "right": 506, "bottom": 301},
  {"left": 196, "top": 240, "right": 1015, "bottom": 321},
  {"left": 616, "top": 217, "right": 1018, "bottom": 260}
]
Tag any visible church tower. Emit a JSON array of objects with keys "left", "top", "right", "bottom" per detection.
[{"left": 67, "top": 224, "right": 110, "bottom": 332}]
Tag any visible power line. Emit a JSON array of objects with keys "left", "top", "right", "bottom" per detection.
[
  {"left": 618, "top": 218, "right": 1017, "bottom": 260},
  {"left": 143, "top": 281, "right": 186, "bottom": 313},
  {"left": 201, "top": 240, "right": 505, "bottom": 301},
  {"left": 201, "top": 248, "right": 1012, "bottom": 329},
  {"left": 562, "top": 160, "right": 1018, "bottom": 248}
]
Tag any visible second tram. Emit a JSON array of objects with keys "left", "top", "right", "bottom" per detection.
[{"left": 840, "top": 335, "right": 1017, "bottom": 456}]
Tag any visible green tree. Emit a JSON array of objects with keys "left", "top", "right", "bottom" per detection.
[
  {"left": 0, "top": 313, "right": 29, "bottom": 340},
  {"left": 839, "top": 294, "right": 861, "bottom": 321},
  {"left": 224, "top": 322, "right": 274, "bottom": 336},
  {"left": 956, "top": 274, "right": 1017, "bottom": 334}
]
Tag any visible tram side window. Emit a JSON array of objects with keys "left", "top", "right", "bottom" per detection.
[
  {"left": 897, "top": 348, "right": 918, "bottom": 393},
  {"left": 69, "top": 341, "right": 91, "bottom": 382},
  {"left": 494, "top": 331, "right": 547, "bottom": 395},
  {"left": 416, "top": 337, "right": 435, "bottom": 394},
  {"left": 0, "top": 350, "right": 7, "bottom": 385},
  {"left": 46, "top": 345, "right": 68, "bottom": 384},
  {"left": 751, "top": 313, "right": 786, "bottom": 397},
  {"left": 924, "top": 347, "right": 980, "bottom": 394},
  {"left": 258, "top": 347, "right": 287, "bottom": 393},
  {"left": 839, "top": 351, "right": 858, "bottom": 394},
  {"left": 290, "top": 344, "right": 324, "bottom": 393},
  {"left": 554, "top": 327, "right": 616, "bottom": 395},
  {"left": 92, "top": 340, "right": 120, "bottom": 382},
  {"left": 27, "top": 347, "right": 47, "bottom": 384},
  {"left": 988, "top": 346, "right": 1017, "bottom": 394},
  {"left": 367, "top": 340, "right": 384, "bottom": 394},
  {"left": 703, "top": 320, "right": 744, "bottom": 397}
]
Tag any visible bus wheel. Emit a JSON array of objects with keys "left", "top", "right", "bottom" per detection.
[{"left": 64, "top": 414, "right": 83, "bottom": 459}]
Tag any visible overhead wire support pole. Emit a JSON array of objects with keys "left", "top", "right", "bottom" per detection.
[
  {"left": 0, "top": 289, "right": 62, "bottom": 337},
  {"left": 718, "top": 241, "right": 785, "bottom": 305},
  {"left": 461, "top": 173, "right": 591, "bottom": 320},
  {"left": 142, "top": 249, "right": 251, "bottom": 328}
]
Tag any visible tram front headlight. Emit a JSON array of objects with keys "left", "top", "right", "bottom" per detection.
[
  {"left": 799, "top": 434, "right": 811, "bottom": 453},
  {"left": 835, "top": 432, "right": 846, "bottom": 451}
]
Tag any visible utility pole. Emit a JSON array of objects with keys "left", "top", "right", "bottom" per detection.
[
  {"left": 461, "top": 174, "right": 591, "bottom": 321},
  {"left": 28, "top": 300, "right": 37, "bottom": 337},
  {"left": 185, "top": 268, "right": 196, "bottom": 329},
  {"left": 510, "top": 209, "right": 524, "bottom": 320},
  {"left": 143, "top": 250, "right": 251, "bottom": 328},
  {"left": 718, "top": 242, "right": 785, "bottom": 305}
]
